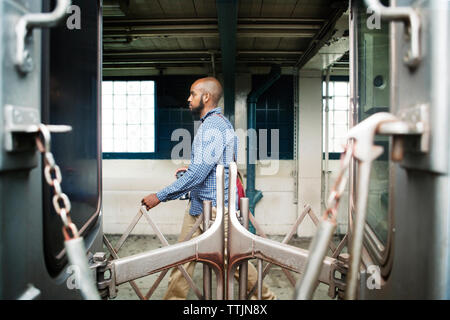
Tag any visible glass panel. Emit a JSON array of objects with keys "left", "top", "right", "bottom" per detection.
[
  {"left": 127, "top": 81, "right": 141, "bottom": 95},
  {"left": 113, "top": 95, "right": 126, "bottom": 109},
  {"left": 102, "top": 80, "right": 156, "bottom": 153},
  {"left": 141, "top": 81, "right": 155, "bottom": 94},
  {"left": 127, "top": 95, "right": 141, "bottom": 109},
  {"left": 334, "top": 82, "right": 348, "bottom": 96},
  {"left": 102, "top": 108, "right": 113, "bottom": 124},
  {"left": 113, "top": 81, "right": 127, "bottom": 94},
  {"left": 102, "top": 81, "right": 113, "bottom": 95},
  {"left": 357, "top": 1, "right": 390, "bottom": 246},
  {"left": 103, "top": 95, "right": 113, "bottom": 108}
]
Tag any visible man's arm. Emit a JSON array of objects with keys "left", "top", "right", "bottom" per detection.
[{"left": 142, "top": 119, "right": 227, "bottom": 210}]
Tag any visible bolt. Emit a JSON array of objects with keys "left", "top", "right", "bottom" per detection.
[{"left": 93, "top": 252, "right": 107, "bottom": 262}]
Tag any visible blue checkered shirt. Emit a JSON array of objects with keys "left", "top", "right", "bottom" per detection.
[{"left": 156, "top": 107, "right": 239, "bottom": 216}]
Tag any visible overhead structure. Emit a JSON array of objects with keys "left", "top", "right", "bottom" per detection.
[{"left": 102, "top": 0, "right": 348, "bottom": 75}]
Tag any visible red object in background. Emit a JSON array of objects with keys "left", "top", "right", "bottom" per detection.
[{"left": 236, "top": 172, "right": 245, "bottom": 210}]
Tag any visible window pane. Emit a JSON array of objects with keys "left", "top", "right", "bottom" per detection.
[
  {"left": 334, "top": 96, "right": 349, "bottom": 110},
  {"left": 113, "top": 125, "right": 126, "bottom": 139},
  {"left": 141, "top": 109, "right": 155, "bottom": 124},
  {"left": 334, "top": 125, "right": 348, "bottom": 138},
  {"left": 141, "top": 139, "right": 155, "bottom": 152},
  {"left": 102, "top": 80, "right": 156, "bottom": 154},
  {"left": 113, "top": 95, "right": 126, "bottom": 109},
  {"left": 127, "top": 109, "right": 140, "bottom": 125},
  {"left": 114, "top": 109, "right": 126, "bottom": 124},
  {"left": 103, "top": 138, "right": 113, "bottom": 152},
  {"left": 141, "top": 95, "right": 155, "bottom": 109},
  {"left": 114, "top": 139, "right": 127, "bottom": 152},
  {"left": 334, "top": 111, "right": 348, "bottom": 125},
  {"left": 127, "top": 124, "right": 141, "bottom": 139},
  {"left": 323, "top": 80, "right": 349, "bottom": 152},
  {"left": 141, "top": 81, "right": 155, "bottom": 94},
  {"left": 127, "top": 95, "right": 141, "bottom": 109},
  {"left": 103, "top": 124, "right": 113, "bottom": 139},
  {"left": 127, "top": 81, "right": 140, "bottom": 95},
  {"left": 103, "top": 95, "right": 113, "bottom": 109},
  {"left": 127, "top": 139, "right": 141, "bottom": 152},
  {"left": 113, "top": 81, "right": 127, "bottom": 94},
  {"left": 102, "top": 81, "right": 113, "bottom": 95},
  {"left": 102, "top": 108, "right": 113, "bottom": 124},
  {"left": 334, "top": 82, "right": 348, "bottom": 96},
  {"left": 141, "top": 124, "right": 154, "bottom": 138}
]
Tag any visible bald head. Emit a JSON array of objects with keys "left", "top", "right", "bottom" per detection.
[{"left": 191, "top": 77, "right": 223, "bottom": 106}]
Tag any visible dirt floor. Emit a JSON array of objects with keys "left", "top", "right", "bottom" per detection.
[{"left": 103, "top": 234, "right": 338, "bottom": 300}]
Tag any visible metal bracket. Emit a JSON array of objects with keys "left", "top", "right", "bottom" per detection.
[
  {"left": 226, "top": 162, "right": 337, "bottom": 300},
  {"left": 328, "top": 253, "right": 348, "bottom": 299},
  {"left": 4, "top": 105, "right": 72, "bottom": 152},
  {"left": 15, "top": 0, "right": 71, "bottom": 73},
  {"left": 365, "top": 0, "right": 421, "bottom": 68},
  {"left": 378, "top": 104, "right": 430, "bottom": 155}
]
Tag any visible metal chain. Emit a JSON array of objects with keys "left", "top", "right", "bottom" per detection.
[
  {"left": 322, "top": 140, "right": 354, "bottom": 224},
  {"left": 35, "top": 124, "right": 79, "bottom": 240}
]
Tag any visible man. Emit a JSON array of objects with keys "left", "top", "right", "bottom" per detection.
[{"left": 142, "top": 77, "right": 275, "bottom": 300}]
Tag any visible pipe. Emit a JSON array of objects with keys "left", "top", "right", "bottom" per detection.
[
  {"left": 257, "top": 259, "right": 263, "bottom": 300},
  {"left": 324, "top": 67, "right": 331, "bottom": 207},
  {"left": 295, "top": 219, "right": 336, "bottom": 299},
  {"left": 246, "top": 65, "right": 281, "bottom": 232},
  {"left": 238, "top": 198, "right": 249, "bottom": 299},
  {"left": 203, "top": 201, "right": 213, "bottom": 300}
]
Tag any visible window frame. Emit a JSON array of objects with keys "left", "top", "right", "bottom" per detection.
[
  {"left": 322, "top": 75, "right": 350, "bottom": 159},
  {"left": 102, "top": 76, "right": 158, "bottom": 159}
]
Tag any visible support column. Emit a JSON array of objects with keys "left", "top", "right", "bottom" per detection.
[{"left": 297, "top": 69, "right": 323, "bottom": 237}]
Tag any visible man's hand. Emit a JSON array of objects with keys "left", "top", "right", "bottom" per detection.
[
  {"left": 141, "top": 193, "right": 161, "bottom": 211},
  {"left": 175, "top": 167, "right": 188, "bottom": 177}
]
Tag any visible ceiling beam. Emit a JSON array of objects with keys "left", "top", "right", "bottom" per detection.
[
  {"left": 103, "top": 28, "right": 317, "bottom": 39},
  {"left": 103, "top": 17, "right": 326, "bottom": 25},
  {"left": 102, "top": 50, "right": 304, "bottom": 57}
]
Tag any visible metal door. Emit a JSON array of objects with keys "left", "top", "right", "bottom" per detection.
[
  {"left": 0, "top": 0, "right": 102, "bottom": 299},
  {"left": 350, "top": 0, "right": 450, "bottom": 299}
]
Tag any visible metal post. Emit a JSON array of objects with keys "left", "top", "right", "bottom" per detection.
[
  {"left": 295, "top": 219, "right": 336, "bottom": 299},
  {"left": 257, "top": 259, "right": 263, "bottom": 300},
  {"left": 324, "top": 66, "right": 331, "bottom": 207},
  {"left": 239, "top": 198, "right": 249, "bottom": 299},
  {"left": 203, "top": 201, "right": 213, "bottom": 300}
]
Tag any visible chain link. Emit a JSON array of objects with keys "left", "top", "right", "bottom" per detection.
[
  {"left": 35, "top": 124, "right": 79, "bottom": 240},
  {"left": 322, "top": 140, "right": 354, "bottom": 223}
]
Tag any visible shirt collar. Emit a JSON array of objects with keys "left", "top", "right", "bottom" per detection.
[{"left": 200, "top": 107, "right": 222, "bottom": 123}]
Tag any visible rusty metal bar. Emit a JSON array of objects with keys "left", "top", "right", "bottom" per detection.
[
  {"left": 226, "top": 162, "right": 337, "bottom": 300},
  {"left": 247, "top": 205, "right": 312, "bottom": 297},
  {"left": 143, "top": 212, "right": 206, "bottom": 300},
  {"left": 295, "top": 219, "right": 336, "bottom": 299},
  {"left": 113, "top": 209, "right": 143, "bottom": 255},
  {"left": 142, "top": 206, "right": 204, "bottom": 300},
  {"left": 239, "top": 198, "right": 249, "bottom": 300},
  {"left": 102, "top": 235, "right": 145, "bottom": 300},
  {"left": 203, "top": 201, "right": 213, "bottom": 300},
  {"left": 257, "top": 259, "right": 263, "bottom": 300}
]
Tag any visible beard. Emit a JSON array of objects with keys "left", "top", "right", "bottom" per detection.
[{"left": 190, "top": 96, "right": 205, "bottom": 120}]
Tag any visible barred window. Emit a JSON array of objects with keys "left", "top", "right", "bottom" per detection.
[
  {"left": 102, "top": 80, "right": 156, "bottom": 153},
  {"left": 323, "top": 80, "right": 350, "bottom": 153}
]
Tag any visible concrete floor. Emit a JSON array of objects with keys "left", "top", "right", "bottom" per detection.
[{"left": 103, "top": 234, "right": 338, "bottom": 300}]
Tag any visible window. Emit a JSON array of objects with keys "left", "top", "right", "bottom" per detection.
[
  {"left": 253, "top": 75, "right": 294, "bottom": 160},
  {"left": 323, "top": 79, "right": 350, "bottom": 154},
  {"left": 102, "top": 80, "right": 156, "bottom": 153}
]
